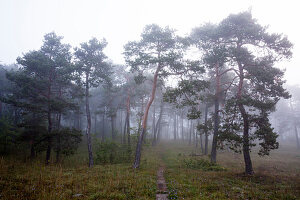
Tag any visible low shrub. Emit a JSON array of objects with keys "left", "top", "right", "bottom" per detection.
[
  {"left": 182, "top": 157, "right": 226, "bottom": 171},
  {"left": 95, "top": 140, "right": 133, "bottom": 164}
]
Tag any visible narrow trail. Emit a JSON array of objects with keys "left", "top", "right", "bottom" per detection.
[{"left": 156, "top": 166, "right": 168, "bottom": 200}]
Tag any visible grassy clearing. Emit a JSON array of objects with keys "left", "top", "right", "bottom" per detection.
[
  {"left": 0, "top": 145, "right": 158, "bottom": 200},
  {"left": 1, "top": 142, "right": 300, "bottom": 200},
  {"left": 161, "top": 142, "right": 300, "bottom": 200}
]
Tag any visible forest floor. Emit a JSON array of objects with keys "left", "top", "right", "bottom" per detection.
[{"left": 0, "top": 142, "right": 300, "bottom": 199}]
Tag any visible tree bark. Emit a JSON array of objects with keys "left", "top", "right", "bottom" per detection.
[
  {"left": 204, "top": 103, "right": 209, "bottom": 155},
  {"left": 237, "top": 59, "right": 254, "bottom": 175},
  {"left": 181, "top": 111, "right": 184, "bottom": 141},
  {"left": 85, "top": 74, "right": 94, "bottom": 168},
  {"left": 133, "top": 65, "right": 161, "bottom": 169},
  {"left": 211, "top": 62, "right": 220, "bottom": 164},
  {"left": 123, "top": 112, "right": 127, "bottom": 144},
  {"left": 152, "top": 101, "right": 156, "bottom": 146},
  {"left": 46, "top": 84, "right": 52, "bottom": 165},
  {"left": 126, "top": 88, "right": 131, "bottom": 145},
  {"left": 239, "top": 104, "right": 254, "bottom": 175},
  {"left": 173, "top": 111, "right": 177, "bottom": 140},
  {"left": 189, "top": 120, "right": 192, "bottom": 145},
  {"left": 195, "top": 123, "right": 198, "bottom": 148},
  {"left": 55, "top": 112, "right": 62, "bottom": 163}
]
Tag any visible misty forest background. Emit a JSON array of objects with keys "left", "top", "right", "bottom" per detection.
[{"left": 1, "top": 11, "right": 300, "bottom": 200}]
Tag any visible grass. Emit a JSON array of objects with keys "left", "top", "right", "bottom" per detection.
[
  {"left": 0, "top": 141, "right": 300, "bottom": 199},
  {"left": 161, "top": 142, "right": 300, "bottom": 200},
  {"left": 0, "top": 145, "right": 158, "bottom": 200}
]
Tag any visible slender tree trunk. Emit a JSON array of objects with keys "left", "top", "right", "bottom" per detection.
[
  {"left": 0, "top": 100, "right": 2, "bottom": 118},
  {"left": 157, "top": 121, "right": 162, "bottom": 142},
  {"left": 204, "top": 103, "right": 209, "bottom": 155},
  {"left": 176, "top": 114, "right": 179, "bottom": 139},
  {"left": 46, "top": 82, "right": 52, "bottom": 165},
  {"left": 137, "top": 97, "right": 144, "bottom": 138},
  {"left": 189, "top": 120, "right": 192, "bottom": 145},
  {"left": 94, "top": 112, "right": 97, "bottom": 135},
  {"left": 152, "top": 102, "right": 156, "bottom": 146},
  {"left": 192, "top": 121, "right": 195, "bottom": 144},
  {"left": 294, "top": 125, "right": 300, "bottom": 149},
  {"left": 127, "top": 111, "right": 131, "bottom": 145},
  {"left": 111, "top": 115, "right": 116, "bottom": 140},
  {"left": 237, "top": 58, "right": 253, "bottom": 175},
  {"left": 120, "top": 110, "right": 123, "bottom": 143},
  {"left": 85, "top": 74, "right": 93, "bottom": 168},
  {"left": 195, "top": 123, "right": 198, "bottom": 148},
  {"left": 211, "top": 62, "right": 220, "bottom": 164},
  {"left": 133, "top": 65, "right": 161, "bottom": 169},
  {"left": 55, "top": 113, "right": 62, "bottom": 163},
  {"left": 289, "top": 101, "right": 300, "bottom": 150},
  {"left": 123, "top": 112, "right": 127, "bottom": 144},
  {"left": 153, "top": 100, "right": 164, "bottom": 146},
  {"left": 102, "top": 111, "right": 105, "bottom": 141},
  {"left": 181, "top": 112, "right": 184, "bottom": 141},
  {"left": 126, "top": 89, "right": 131, "bottom": 145},
  {"left": 239, "top": 104, "right": 253, "bottom": 175},
  {"left": 173, "top": 112, "right": 177, "bottom": 140},
  {"left": 199, "top": 121, "right": 204, "bottom": 153}
]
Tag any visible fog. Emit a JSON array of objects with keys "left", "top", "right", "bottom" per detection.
[{"left": 0, "top": 1, "right": 300, "bottom": 199}]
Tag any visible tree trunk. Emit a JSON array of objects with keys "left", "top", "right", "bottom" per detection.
[
  {"left": 173, "top": 112, "right": 177, "bottom": 140},
  {"left": 199, "top": 120, "right": 204, "bottom": 153},
  {"left": 85, "top": 74, "right": 93, "bottom": 168},
  {"left": 123, "top": 112, "right": 127, "bottom": 144},
  {"left": 152, "top": 102, "right": 156, "bottom": 146},
  {"left": 204, "top": 103, "right": 209, "bottom": 155},
  {"left": 126, "top": 111, "right": 131, "bottom": 145},
  {"left": 237, "top": 59, "right": 253, "bottom": 175},
  {"left": 133, "top": 65, "right": 161, "bottom": 169},
  {"left": 294, "top": 125, "right": 300, "bottom": 149},
  {"left": 111, "top": 115, "right": 116, "bottom": 140},
  {"left": 153, "top": 100, "right": 164, "bottom": 146},
  {"left": 94, "top": 112, "right": 97, "bottom": 135},
  {"left": 102, "top": 111, "right": 105, "bottom": 141},
  {"left": 0, "top": 100, "right": 2, "bottom": 118},
  {"left": 46, "top": 88, "right": 52, "bottom": 165},
  {"left": 125, "top": 89, "right": 131, "bottom": 145},
  {"left": 290, "top": 101, "right": 300, "bottom": 150},
  {"left": 55, "top": 113, "right": 62, "bottom": 163},
  {"left": 192, "top": 121, "right": 195, "bottom": 144},
  {"left": 189, "top": 120, "right": 192, "bottom": 145},
  {"left": 211, "top": 63, "right": 220, "bottom": 164},
  {"left": 239, "top": 104, "right": 254, "bottom": 175},
  {"left": 137, "top": 97, "right": 144, "bottom": 138},
  {"left": 181, "top": 111, "right": 184, "bottom": 141},
  {"left": 120, "top": 110, "right": 123, "bottom": 143}
]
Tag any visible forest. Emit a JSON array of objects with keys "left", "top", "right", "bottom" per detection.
[{"left": 0, "top": 11, "right": 300, "bottom": 200}]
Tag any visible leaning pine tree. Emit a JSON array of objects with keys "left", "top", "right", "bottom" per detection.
[{"left": 124, "top": 24, "right": 193, "bottom": 168}]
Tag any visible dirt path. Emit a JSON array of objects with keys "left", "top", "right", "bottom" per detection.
[{"left": 156, "top": 166, "right": 168, "bottom": 200}]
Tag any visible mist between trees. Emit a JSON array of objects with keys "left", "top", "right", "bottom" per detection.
[{"left": 0, "top": 11, "right": 298, "bottom": 176}]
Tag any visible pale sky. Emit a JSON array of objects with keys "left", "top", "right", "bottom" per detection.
[{"left": 0, "top": 0, "right": 299, "bottom": 85}]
